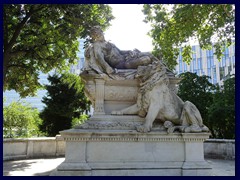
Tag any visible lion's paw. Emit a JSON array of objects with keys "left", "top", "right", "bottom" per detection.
[
  {"left": 167, "top": 127, "right": 175, "bottom": 134},
  {"left": 136, "top": 125, "right": 151, "bottom": 133},
  {"left": 111, "top": 111, "right": 123, "bottom": 115},
  {"left": 184, "top": 124, "right": 202, "bottom": 133},
  {"left": 201, "top": 125, "right": 209, "bottom": 132}
]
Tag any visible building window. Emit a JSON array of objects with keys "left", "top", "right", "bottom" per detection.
[
  {"left": 190, "top": 62, "right": 193, "bottom": 72},
  {"left": 206, "top": 50, "right": 209, "bottom": 57},
  {"left": 228, "top": 65, "right": 232, "bottom": 73},
  {"left": 232, "top": 56, "right": 235, "bottom": 67},
  {"left": 179, "top": 48, "right": 182, "bottom": 56},
  {"left": 193, "top": 58, "right": 197, "bottom": 70},
  {"left": 213, "top": 67, "right": 217, "bottom": 84},
  {"left": 197, "top": 58, "right": 202, "bottom": 69},
  {"left": 219, "top": 67, "right": 225, "bottom": 80},
  {"left": 192, "top": 46, "right": 196, "bottom": 51},
  {"left": 211, "top": 57, "right": 214, "bottom": 67},
  {"left": 197, "top": 69, "right": 201, "bottom": 76},
  {"left": 183, "top": 62, "right": 187, "bottom": 71},
  {"left": 225, "top": 47, "right": 229, "bottom": 56},
  {"left": 199, "top": 48, "right": 202, "bottom": 57},
  {"left": 218, "top": 61, "right": 222, "bottom": 68},
  {"left": 222, "top": 56, "right": 226, "bottom": 67},
  {"left": 179, "top": 61, "right": 183, "bottom": 72},
  {"left": 207, "top": 68, "right": 211, "bottom": 77},
  {"left": 206, "top": 49, "right": 214, "bottom": 68},
  {"left": 210, "top": 49, "right": 213, "bottom": 56},
  {"left": 192, "top": 53, "right": 196, "bottom": 59},
  {"left": 207, "top": 58, "right": 211, "bottom": 68},
  {"left": 192, "top": 46, "right": 196, "bottom": 59},
  {"left": 179, "top": 54, "right": 182, "bottom": 61}
]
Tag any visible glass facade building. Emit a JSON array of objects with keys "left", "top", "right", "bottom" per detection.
[{"left": 175, "top": 44, "right": 235, "bottom": 85}]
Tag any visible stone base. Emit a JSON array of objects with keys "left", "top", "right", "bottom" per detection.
[{"left": 51, "top": 127, "right": 212, "bottom": 176}]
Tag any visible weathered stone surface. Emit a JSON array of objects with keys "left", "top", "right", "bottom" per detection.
[
  {"left": 204, "top": 139, "right": 235, "bottom": 159},
  {"left": 51, "top": 129, "right": 211, "bottom": 176},
  {"left": 52, "top": 26, "right": 212, "bottom": 176},
  {"left": 80, "top": 26, "right": 209, "bottom": 134},
  {"left": 81, "top": 74, "right": 180, "bottom": 116},
  {"left": 3, "top": 137, "right": 235, "bottom": 161},
  {"left": 3, "top": 137, "right": 65, "bottom": 160}
]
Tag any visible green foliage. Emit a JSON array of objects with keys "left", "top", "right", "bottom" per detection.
[
  {"left": 71, "top": 114, "right": 89, "bottom": 127},
  {"left": 40, "top": 73, "right": 91, "bottom": 136},
  {"left": 178, "top": 72, "right": 215, "bottom": 128},
  {"left": 143, "top": 4, "right": 235, "bottom": 70},
  {"left": 4, "top": 4, "right": 114, "bottom": 97},
  {"left": 208, "top": 75, "right": 235, "bottom": 139},
  {"left": 177, "top": 72, "right": 235, "bottom": 139},
  {"left": 3, "top": 101, "right": 44, "bottom": 138}
]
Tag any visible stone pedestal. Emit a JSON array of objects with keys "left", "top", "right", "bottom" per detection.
[
  {"left": 51, "top": 122, "right": 211, "bottom": 176},
  {"left": 51, "top": 72, "right": 211, "bottom": 176},
  {"left": 81, "top": 72, "right": 180, "bottom": 115}
]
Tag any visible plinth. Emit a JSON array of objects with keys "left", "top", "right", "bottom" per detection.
[
  {"left": 51, "top": 72, "right": 211, "bottom": 176},
  {"left": 51, "top": 116, "right": 211, "bottom": 176}
]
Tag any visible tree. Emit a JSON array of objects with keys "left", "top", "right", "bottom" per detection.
[
  {"left": 143, "top": 4, "right": 235, "bottom": 70},
  {"left": 3, "top": 4, "right": 114, "bottom": 97},
  {"left": 208, "top": 75, "right": 235, "bottom": 138},
  {"left": 177, "top": 72, "right": 215, "bottom": 133},
  {"left": 40, "top": 73, "right": 90, "bottom": 136},
  {"left": 3, "top": 100, "right": 43, "bottom": 138},
  {"left": 177, "top": 72, "right": 235, "bottom": 139}
]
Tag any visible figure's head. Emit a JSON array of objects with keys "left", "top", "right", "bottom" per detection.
[{"left": 90, "top": 26, "right": 105, "bottom": 41}]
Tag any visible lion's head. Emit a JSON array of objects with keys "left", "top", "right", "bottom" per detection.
[{"left": 135, "top": 61, "right": 167, "bottom": 84}]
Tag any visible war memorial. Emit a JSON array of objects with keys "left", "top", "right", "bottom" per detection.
[{"left": 51, "top": 26, "right": 212, "bottom": 176}]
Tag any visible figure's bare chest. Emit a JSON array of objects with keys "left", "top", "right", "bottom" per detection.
[{"left": 93, "top": 42, "right": 110, "bottom": 52}]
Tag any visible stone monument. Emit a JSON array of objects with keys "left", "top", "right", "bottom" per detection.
[{"left": 51, "top": 26, "right": 212, "bottom": 176}]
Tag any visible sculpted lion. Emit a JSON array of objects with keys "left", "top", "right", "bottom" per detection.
[{"left": 111, "top": 61, "right": 209, "bottom": 133}]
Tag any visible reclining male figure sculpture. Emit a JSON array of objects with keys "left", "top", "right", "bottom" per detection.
[{"left": 82, "top": 26, "right": 209, "bottom": 133}]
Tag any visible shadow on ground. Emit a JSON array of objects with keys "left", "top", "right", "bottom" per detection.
[{"left": 3, "top": 160, "right": 38, "bottom": 176}]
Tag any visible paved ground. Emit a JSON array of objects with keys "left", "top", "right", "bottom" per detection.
[{"left": 3, "top": 157, "right": 235, "bottom": 176}]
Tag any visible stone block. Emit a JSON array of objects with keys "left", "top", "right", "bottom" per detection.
[{"left": 51, "top": 129, "right": 211, "bottom": 176}]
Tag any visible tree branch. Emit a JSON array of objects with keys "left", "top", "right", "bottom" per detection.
[
  {"left": 9, "top": 50, "right": 27, "bottom": 57},
  {"left": 3, "top": 7, "right": 8, "bottom": 50},
  {"left": 5, "top": 5, "right": 46, "bottom": 53},
  {"left": 7, "top": 63, "right": 28, "bottom": 69},
  {"left": 10, "top": 40, "right": 56, "bottom": 58}
]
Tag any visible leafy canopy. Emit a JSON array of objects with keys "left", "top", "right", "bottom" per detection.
[
  {"left": 3, "top": 4, "right": 114, "bottom": 97},
  {"left": 208, "top": 75, "right": 235, "bottom": 139},
  {"left": 177, "top": 72, "right": 215, "bottom": 127},
  {"left": 177, "top": 72, "right": 235, "bottom": 139},
  {"left": 143, "top": 4, "right": 235, "bottom": 70}
]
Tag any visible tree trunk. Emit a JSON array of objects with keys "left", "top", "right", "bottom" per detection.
[{"left": 3, "top": 52, "right": 9, "bottom": 88}]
